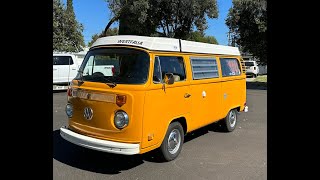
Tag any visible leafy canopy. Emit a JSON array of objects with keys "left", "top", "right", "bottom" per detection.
[
  {"left": 53, "top": 0, "right": 85, "bottom": 52},
  {"left": 105, "top": 0, "right": 219, "bottom": 40},
  {"left": 226, "top": 0, "right": 267, "bottom": 64}
]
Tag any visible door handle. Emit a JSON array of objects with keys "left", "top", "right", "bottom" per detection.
[
  {"left": 184, "top": 93, "right": 191, "bottom": 98},
  {"left": 72, "top": 68, "right": 76, "bottom": 70},
  {"left": 53, "top": 69, "right": 57, "bottom": 70}
]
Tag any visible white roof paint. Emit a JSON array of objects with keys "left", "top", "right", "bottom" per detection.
[
  {"left": 180, "top": 40, "right": 240, "bottom": 56},
  {"left": 92, "top": 35, "right": 180, "bottom": 52},
  {"left": 91, "top": 35, "right": 240, "bottom": 56}
]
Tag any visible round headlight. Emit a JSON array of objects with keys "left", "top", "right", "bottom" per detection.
[
  {"left": 114, "top": 110, "right": 129, "bottom": 129},
  {"left": 65, "top": 103, "right": 73, "bottom": 118}
]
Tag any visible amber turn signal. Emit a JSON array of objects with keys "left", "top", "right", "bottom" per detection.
[{"left": 116, "top": 95, "right": 126, "bottom": 107}]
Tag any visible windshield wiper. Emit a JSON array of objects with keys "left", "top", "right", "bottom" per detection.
[
  {"left": 77, "top": 71, "right": 116, "bottom": 88},
  {"left": 77, "top": 70, "right": 84, "bottom": 86}
]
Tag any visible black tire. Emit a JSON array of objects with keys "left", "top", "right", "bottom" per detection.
[
  {"left": 159, "top": 122, "right": 184, "bottom": 161},
  {"left": 220, "top": 109, "right": 238, "bottom": 132}
]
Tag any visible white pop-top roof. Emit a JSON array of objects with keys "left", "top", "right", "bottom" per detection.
[{"left": 91, "top": 35, "right": 240, "bottom": 56}]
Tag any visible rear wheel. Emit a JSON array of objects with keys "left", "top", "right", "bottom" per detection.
[
  {"left": 220, "top": 109, "right": 238, "bottom": 132},
  {"left": 159, "top": 122, "right": 184, "bottom": 161}
]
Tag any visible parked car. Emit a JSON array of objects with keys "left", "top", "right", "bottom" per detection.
[
  {"left": 53, "top": 53, "right": 81, "bottom": 90},
  {"left": 244, "top": 60, "right": 259, "bottom": 78},
  {"left": 83, "top": 57, "right": 117, "bottom": 77}
]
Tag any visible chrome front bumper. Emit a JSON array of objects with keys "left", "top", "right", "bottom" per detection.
[{"left": 60, "top": 126, "right": 140, "bottom": 155}]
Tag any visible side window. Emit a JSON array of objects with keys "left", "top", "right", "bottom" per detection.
[
  {"left": 153, "top": 57, "right": 162, "bottom": 83},
  {"left": 190, "top": 57, "right": 219, "bottom": 80},
  {"left": 220, "top": 58, "right": 241, "bottom": 77},
  {"left": 53, "top": 56, "right": 74, "bottom": 65},
  {"left": 153, "top": 56, "right": 186, "bottom": 83}
]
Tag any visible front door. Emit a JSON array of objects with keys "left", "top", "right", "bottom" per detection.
[{"left": 142, "top": 54, "right": 191, "bottom": 149}]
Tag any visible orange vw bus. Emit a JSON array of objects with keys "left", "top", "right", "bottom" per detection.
[{"left": 60, "top": 35, "right": 248, "bottom": 161}]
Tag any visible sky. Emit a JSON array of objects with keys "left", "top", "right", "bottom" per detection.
[{"left": 63, "top": 0, "right": 232, "bottom": 46}]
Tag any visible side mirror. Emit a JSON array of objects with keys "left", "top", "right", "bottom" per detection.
[{"left": 164, "top": 73, "right": 174, "bottom": 85}]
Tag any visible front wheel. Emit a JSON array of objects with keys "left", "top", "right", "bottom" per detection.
[
  {"left": 220, "top": 109, "right": 238, "bottom": 132},
  {"left": 159, "top": 122, "right": 184, "bottom": 161}
]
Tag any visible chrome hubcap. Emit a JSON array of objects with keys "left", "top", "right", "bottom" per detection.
[
  {"left": 167, "top": 129, "right": 181, "bottom": 154},
  {"left": 229, "top": 111, "right": 237, "bottom": 128}
]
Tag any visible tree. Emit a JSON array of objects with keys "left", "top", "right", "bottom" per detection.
[
  {"left": 226, "top": 0, "right": 267, "bottom": 65},
  {"left": 203, "top": 36, "right": 219, "bottom": 44},
  {"left": 87, "top": 28, "right": 119, "bottom": 47},
  {"left": 103, "top": 0, "right": 127, "bottom": 36},
  {"left": 64, "top": 0, "right": 85, "bottom": 52},
  {"left": 104, "top": 0, "right": 157, "bottom": 36},
  {"left": 104, "top": 0, "right": 219, "bottom": 39},
  {"left": 53, "top": 0, "right": 85, "bottom": 52},
  {"left": 152, "top": 0, "right": 218, "bottom": 39},
  {"left": 188, "top": 31, "right": 218, "bottom": 44},
  {"left": 53, "top": 0, "right": 66, "bottom": 51}
]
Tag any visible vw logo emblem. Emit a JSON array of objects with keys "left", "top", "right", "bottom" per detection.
[{"left": 83, "top": 107, "right": 93, "bottom": 120}]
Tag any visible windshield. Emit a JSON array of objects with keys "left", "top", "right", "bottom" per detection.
[
  {"left": 76, "top": 48, "right": 150, "bottom": 84},
  {"left": 245, "top": 62, "right": 254, "bottom": 66}
]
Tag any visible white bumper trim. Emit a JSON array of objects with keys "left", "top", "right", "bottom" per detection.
[{"left": 60, "top": 126, "right": 140, "bottom": 155}]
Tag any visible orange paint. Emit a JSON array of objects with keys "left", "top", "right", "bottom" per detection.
[{"left": 66, "top": 46, "right": 246, "bottom": 154}]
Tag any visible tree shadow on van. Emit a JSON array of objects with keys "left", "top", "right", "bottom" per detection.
[{"left": 53, "top": 130, "right": 144, "bottom": 174}]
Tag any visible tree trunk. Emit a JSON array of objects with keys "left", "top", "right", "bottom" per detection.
[{"left": 104, "top": 16, "right": 118, "bottom": 36}]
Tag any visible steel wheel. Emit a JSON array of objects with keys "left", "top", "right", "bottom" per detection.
[
  {"left": 167, "top": 129, "right": 181, "bottom": 154},
  {"left": 228, "top": 110, "right": 237, "bottom": 128}
]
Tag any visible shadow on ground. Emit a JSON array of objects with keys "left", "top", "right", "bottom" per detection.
[
  {"left": 53, "top": 90, "right": 67, "bottom": 93},
  {"left": 53, "top": 130, "right": 146, "bottom": 174},
  {"left": 53, "top": 122, "right": 226, "bottom": 174},
  {"left": 246, "top": 81, "right": 267, "bottom": 90}
]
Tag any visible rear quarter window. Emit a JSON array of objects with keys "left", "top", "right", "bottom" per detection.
[{"left": 220, "top": 58, "right": 241, "bottom": 77}]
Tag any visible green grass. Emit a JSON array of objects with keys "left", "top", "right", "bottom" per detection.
[
  {"left": 246, "top": 75, "right": 267, "bottom": 89},
  {"left": 254, "top": 75, "right": 267, "bottom": 82}
]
